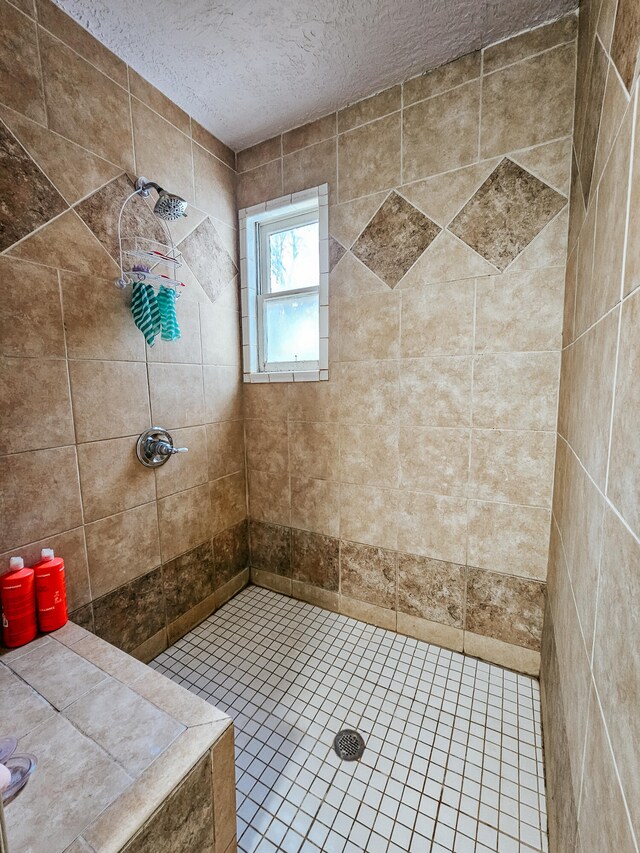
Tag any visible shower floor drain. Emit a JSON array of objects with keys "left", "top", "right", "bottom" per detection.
[{"left": 333, "top": 729, "right": 366, "bottom": 761}]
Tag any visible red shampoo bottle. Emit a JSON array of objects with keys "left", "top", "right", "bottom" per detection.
[
  {"left": 1, "top": 557, "right": 38, "bottom": 647},
  {"left": 34, "top": 549, "right": 68, "bottom": 632}
]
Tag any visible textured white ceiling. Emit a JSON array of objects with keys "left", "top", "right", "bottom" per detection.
[{"left": 54, "top": 0, "right": 578, "bottom": 151}]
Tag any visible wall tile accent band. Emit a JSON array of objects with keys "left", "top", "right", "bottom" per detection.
[{"left": 248, "top": 520, "right": 544, "bottom": 675}]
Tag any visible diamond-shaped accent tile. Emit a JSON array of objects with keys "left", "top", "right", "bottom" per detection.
[
  {"left": 0, "top": 121, "right": 67, "bottom": 252},
  {"left": 329, "top": 235, "right": 346, "bottom": 271},
  {"left": 449, "top": 158, "right": 566, "bottom": 271},
  {"left": 351, "top": 191, "right": 440, "bottom": 288},
  {"left": 179, "top": 217, "right": 237, "bottom": 302}
]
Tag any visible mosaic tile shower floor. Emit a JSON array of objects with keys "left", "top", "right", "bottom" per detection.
[{"left": 151, "top": 586, "right": 547, "bottom": 853}]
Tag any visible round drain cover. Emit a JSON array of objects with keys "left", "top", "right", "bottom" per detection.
[{"left": 334, "top": 729, "right": 365, "bottom": 761}]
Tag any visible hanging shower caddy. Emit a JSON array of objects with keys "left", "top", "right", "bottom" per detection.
[{"left": 114, "top": 177, "right": 188, "bottom": 296}]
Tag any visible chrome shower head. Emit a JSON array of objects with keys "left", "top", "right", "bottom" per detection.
[
  {"left": 135, "top": 176, "right": 188, "bottom": 221},
  {"left": 153, "top": 190, "right": 188, "bottom": 221}
]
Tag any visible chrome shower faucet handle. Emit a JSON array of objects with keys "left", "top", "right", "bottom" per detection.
[{"left": 136, "top": 427, "right": 189, "bottom": 467}]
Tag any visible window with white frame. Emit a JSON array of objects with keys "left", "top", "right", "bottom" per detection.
[{"left": 239, "top": 185, "right": 329, "bottom": 382}]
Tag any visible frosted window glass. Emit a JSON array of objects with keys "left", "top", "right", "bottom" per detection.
[
  {"left": 264, "top": 292, "right": 319, "bottom": 364},
  {"left": 268, "top": 222, "right": 319, "bottom": 293}
]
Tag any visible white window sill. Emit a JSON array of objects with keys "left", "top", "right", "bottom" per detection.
[{"left": 243, "top": 369, "right": 329, "bottom": 383}]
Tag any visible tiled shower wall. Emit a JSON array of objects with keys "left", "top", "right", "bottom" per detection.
[
  {"left": 238, "top": 15, "right": 578, "bottom": 677},
  {"left": 0, "top": 0, "right": 247, "bottom": 659},
  {"left": 540, "top": 0, "right": 640, "bottom": 849}
]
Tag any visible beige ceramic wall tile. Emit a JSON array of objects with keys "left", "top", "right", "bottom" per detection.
[
  {"left": 608, "top": 289, "right": 640, "bottom": 535},
  {"left": 397, "top": 491, "right": 467, "bottom": 564},
  {"left": 237, "top": 160, "right": 282, "bottom": 209},
  {"left": 200, "top": 304, "right": 240, "bottom": 366},
  {"left": 577, "top": 689, "right": 638, "bottom": 852},
  {"left": 399, "top": 427, "right": 469, "bottom": 496},
  {"left": 85, "top": 502, "right": 161, "bottom": 598},
  {"left": 0, "top": 0, "right": 46, "bottom": 122},
  {"left": 339, "top": 424, "right": 399, "bottom": 488},
  {"left": 398, "top": 159, "right": 500, "bottom": 228},
  {"left": 236, "top": 136, "right": 281, "bottom": 173},
  {"left": 463, "top": 631, "right": 540, "bottom": 676},
  {"left": 7, "top": 209, "right": 120, "bottom": 279},
  {"left": 403, "top": 52, "right": 481, "bottom": 105},
  {"left": 555, "top": 443, "right": 605, "bottom": 650},
  {"left": 469, "top": 429, "right": 555, "bottom": 507},
  {"left": 39, "top": 30, "right": 133, "bottom": 170},
  {"left": 397, "top": 230, "right": 496, "bottom": 288},
  {"left": 203, "top": 365, "right": 243, "bottom": 422},
  {"left": 591, "top": 509, "right": 640, "bottom": 834},
  {"left": 472, "top": 351, "right": 560, "bottom": 431},
  {"left": 243, "top": 383, "right": 288, "bottom": 421},
  {"left": 338, "top": 291, "right": 400, "bottom": 361},
  {"left": 338, "top": 113, "right": 401, "bottom": 201},
  {"left": 290, "top": 477, "right": 340, "bottom": 537},
  {"left": 338, "top": 87, "right": 400, "bottom": 132},
  {"left": 0, "top": 445, "right": 83, "bottom": 551},
  {"left": 0, "top": 258, "right": 65, "bottom": 358},
  {"left": 77, "top": 435, "right": 156, "bottom": 522},
  {"left": 154, "top": 425, "right": 208, "bottom": 499},
  {"left": 402, "top": 81, "right": 480, "bottom": 182},
  {"left": 192, "top": 145, "right": 236, "bottom": 228},
  {"left": 283, "top": 113, "right": 336, "bottom": 155},
  {"left": 400, "top": 280, "right": 475, "bottom": 356},
  {"left": 0, "top": 103, "right": 123, "bottom": 206},
  {"left": 289, "top": 421, "right": 339, "bottom": 480},
  {"left": 481, "top": 43, "right": 575, "bottom": 158},
  {"left": 248, "top": 470, "right": 290, "bottom": 526},
  {"left": 1, "top": 356, "right": 74, "bottom": 453},
  {"left": 624, "top": 94, "right": 640, "bottom": 297},
  {"left": 399, "top": 357, "right": 472, "bottom": 427},
  {"left": 483, "top": 14, "right": 577, "bottom": 74},
  {"left": 210, "top": 472, "right": 247, "bottom": 535},
  {"left": 329, "top": 193, "right": 387, "bottom": 248},
  {"left": 61, "top": 272, "right": 146, "bottom": 362},
  {"left": 37, "top": 0, "right": 127, "bottom": 86},
  {"left": 148, "top": 363, "right": 205, "bottom": 430},
  {"left": 128, "top": 69, "right": 190, "bottom": 134},
  {"left": 132, "top": 100, "right": 195, "bottom": 204},
  {"left": 396, "top": 612, "right": 464, "bottom": 651},
  {"left": 339, "top": 483, "right": 398, "bottom": 550},
  {"left": 562, "top": 307, "right": 619, "bottom": 490},
  {"left": 287, "top": 380, "right": 339, "bottom": 423},
  {"left": 475, "top": 268, "right": 565, "bottom": 353},
  {"left": 467, "top": 500, "right": 551, "bottom": 580},
  {"left": 245, "top": 419, "right": 288, "bottom": 475},
  {"left": 69, "top": 360, "right": 150, "bottom": 443},
  {"left": 283, "top": 137, "right": 337, "bottom": 202},
  {"left": 337, "top": 361, "right": 399, "bottom": 425},
  {"left": 339, "top": 594, "right": 396, "bottom": 631},
  {"left": 193, "top": 112, "right": 235, "bottom": 164},
  {"left": 157, "top": 483, "right": 212, "bottom": 562},
  {"left": 0, "top": 525, "right": 91, "bottom": 611},
  {"left": 582, "top": 104, "right": 633, "bottom": 332},
  {"left": 206, "top": 421, "right": 245, "bottom": 481},
  {"left": 510, "top": 138, "right": 573, "bottom": 195}
]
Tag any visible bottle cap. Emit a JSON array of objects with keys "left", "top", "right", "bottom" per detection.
[
  {"left": 9, "top": 557, "right": 24, "bottom": 570},
  {"left": 40, "top": 548, "right": 55, "bottom": 561}
]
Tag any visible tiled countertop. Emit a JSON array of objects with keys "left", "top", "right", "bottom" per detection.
[{"left": 0, "top": 622, "right": 233, "bottom": 853}]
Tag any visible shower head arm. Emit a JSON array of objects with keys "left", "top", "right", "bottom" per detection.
[{"left": 135, "top": 176, "right": 164, "bottom": 198}]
